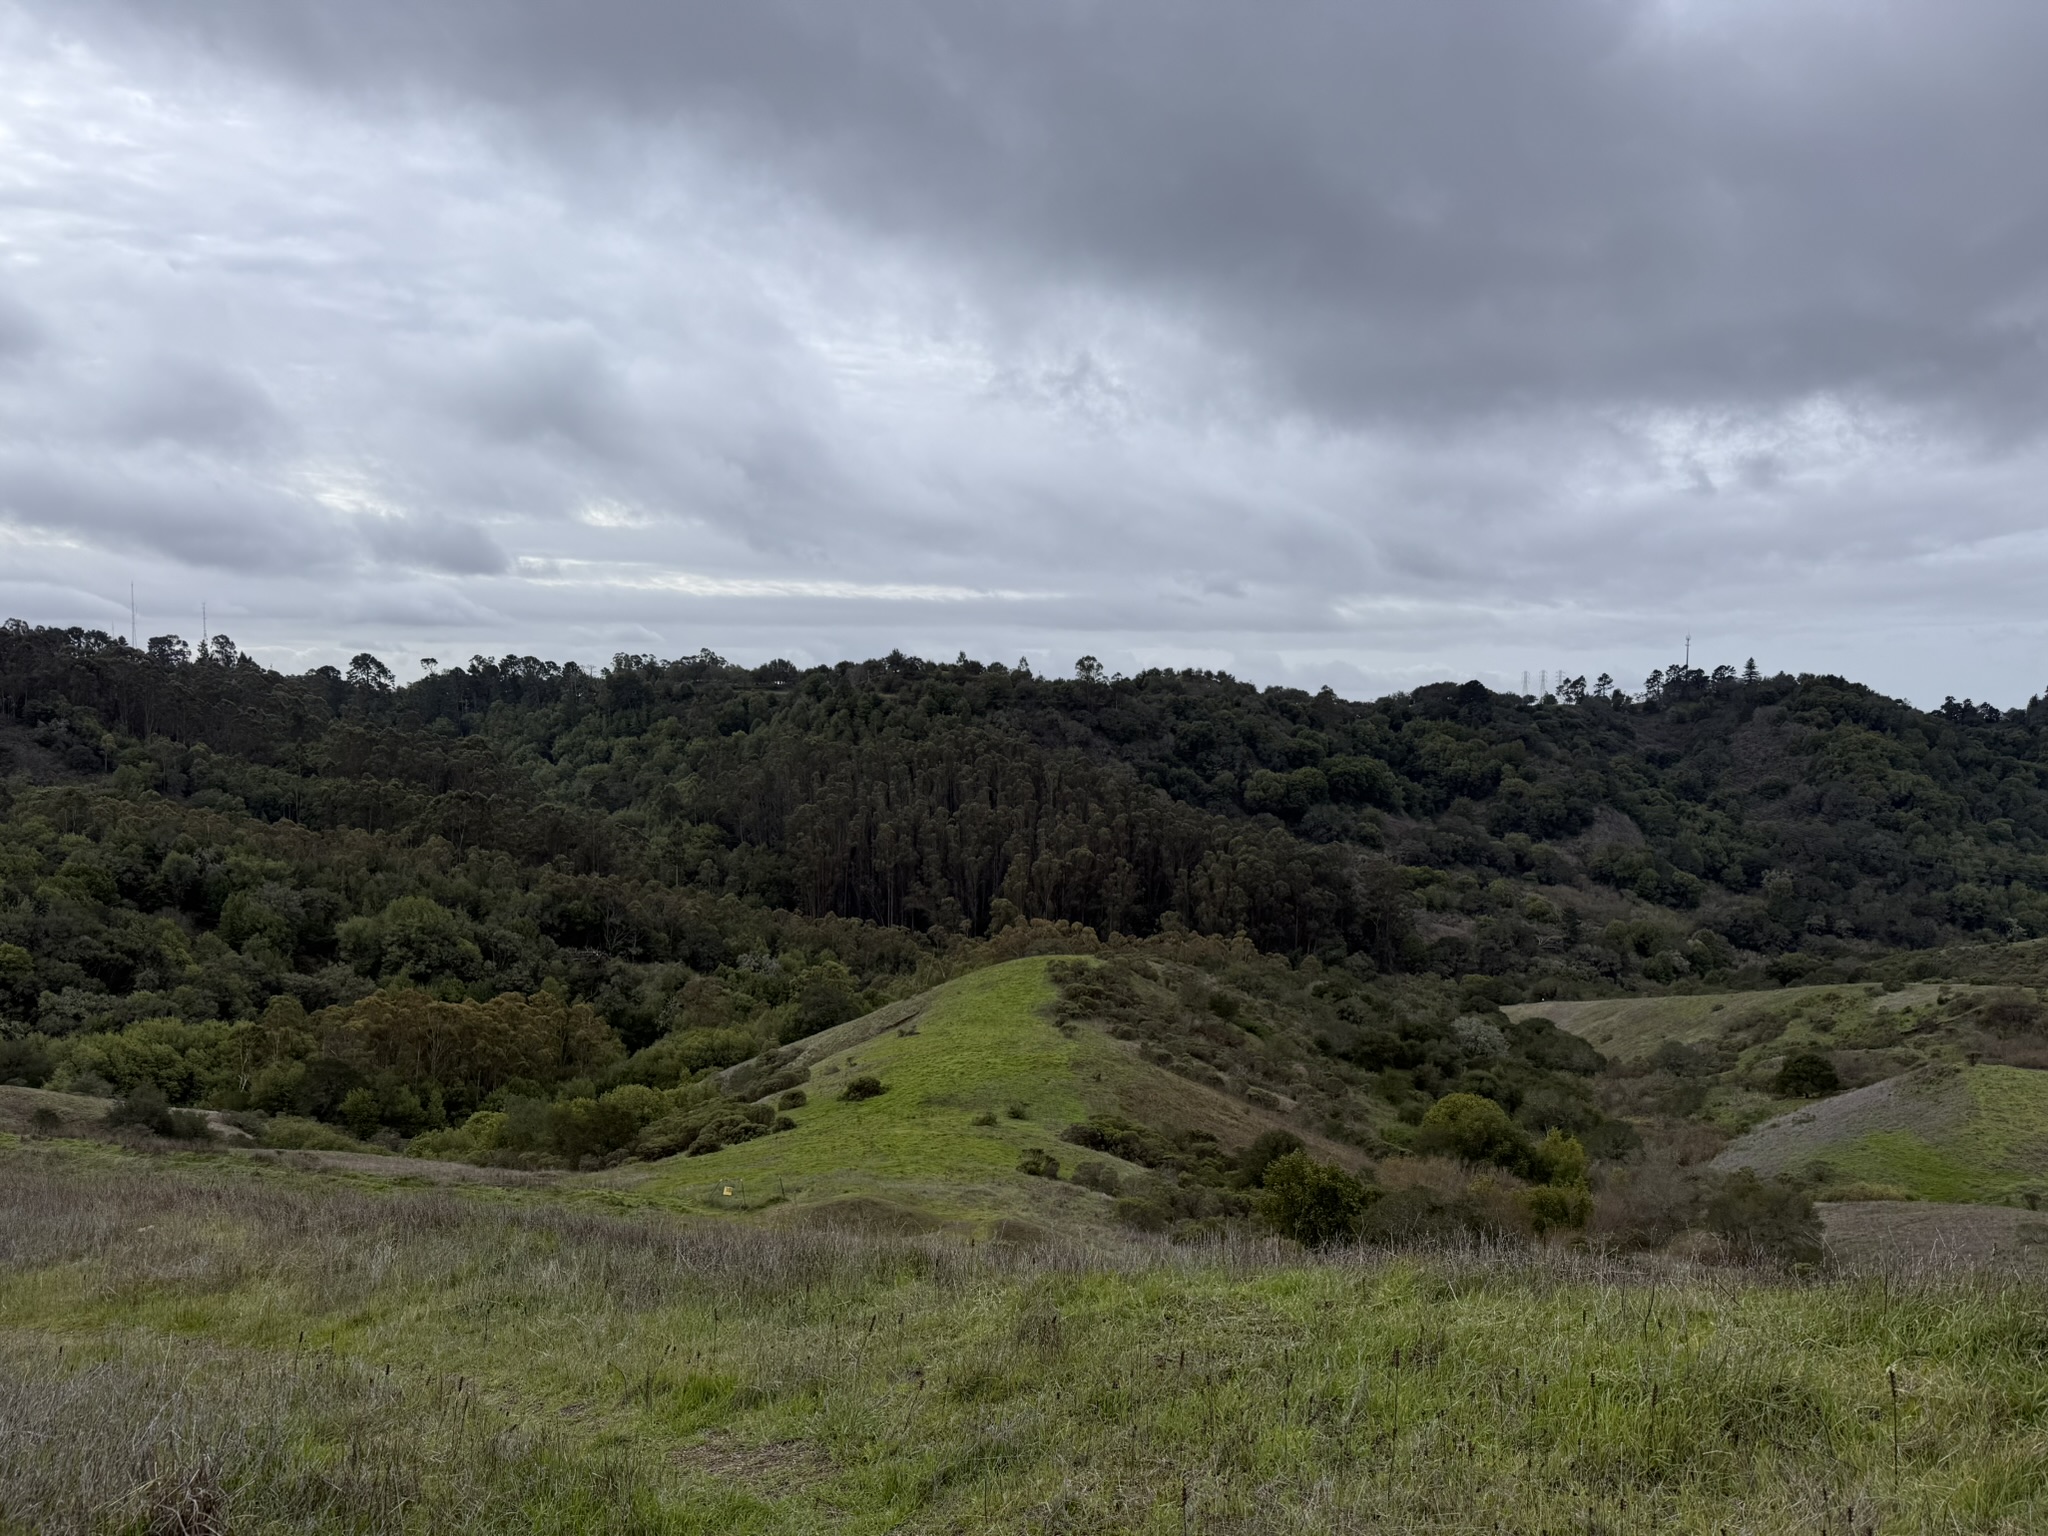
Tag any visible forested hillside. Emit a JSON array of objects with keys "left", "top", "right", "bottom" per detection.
[
  {"left": 5, "top": 616, "right": 2047, "bottom": 1168},
  {"left": 9, "top": 621, "right": 2048, "bottom": 974}
]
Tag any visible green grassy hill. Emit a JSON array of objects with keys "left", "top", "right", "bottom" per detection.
[
  {"left": 1713, "top": 1065, "right": 2048, "bottom": 1204},
  {"left": 610, "top": 957, "right": 1351, "bottom": 1232}
]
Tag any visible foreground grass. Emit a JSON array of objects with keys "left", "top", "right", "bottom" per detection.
[{"left": 4, "top": 1143, "right": 2047, "bottom": 1533}]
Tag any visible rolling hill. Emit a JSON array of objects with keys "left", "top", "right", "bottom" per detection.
[
  {"left": 1711, "top": 1065, "right": 2048, "bottom": 1205},
  {"left": 608, "top": 956, "right": 1359, "bottom": 1232},
  {"left": 1507, "top": 981, "right": 2048, "bottom": 1204}
]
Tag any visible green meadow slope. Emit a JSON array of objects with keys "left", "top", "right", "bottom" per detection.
[{"left": 610, "top": 957, "right": 1350, "bottom": 1231}]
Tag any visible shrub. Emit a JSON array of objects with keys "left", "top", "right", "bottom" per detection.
[
  {"left": 972, "top": 1110, "right": 998, "bottom": 1126},
  {"left": 776, "top": 1088, "right": 808, "bottom": 1110},
  {"left": 1652, "top": 1040, "right": 1714, "bottom": 1078},
  {"left": 407, "top": 1110, "right": 509, "bottom": 1161},
  {"left": 1589, "top": 1158, "right": 1697, "bottom": 1250},
  {"left": 1258, "top": 1151, "right": 1378, "bottom": 1247},
  {"left": 636, "top": 1100, "right": 774, "bottom": 1160},
  {"left": 1017, "top": 1148, "right": 1061, "bottom": 1179},
  {"left": 1414, "top": 1093, "right": 1531, "bottom": 1173},
  {"left": 1235, "top": 1129, "right": 1305, "bottom": 1188},
  {"left": 1774, "top": 1051, "right": 1840, "bottom": 1098},
  {"left": 259, "top": 1115, "right": 364, "bottom": 1152},
  {"left": 635, "top": 1113, "right": 706, "bottom": 1161},
  {"left": 106, "top": 1084, "right": 212, "bottom": 1139},
  {"left": 1357, "top": 1185, "right": 1503, "bottom": 1245},
  {"left": 28, "top": 1106, "right": 61, "bottom": 1137},
  {"left": 1005, "top": 1101, "right": 1028, "bottom": 1119},
  {"left": 1703, "top": 1170, "right": 1822, "bottom": 1266},
  {"left": 842, "top": 1075, "right": 886, "bottom": 1102},
  {"left": 338, "top": 1087, "right": 382, "bottom": 1140},
  {"left": 686, "top": 1108, "right": 772, "bottom": 1156},
  {"left": 1975, "top": 990, "right": 2043, "bottom": 1035},
  {"left": 1071, "top": 1159, "right": 1121, "bottom": 1195},
  {"left": 1531, "top": 1128, "right": 1589, "bottom": 1188},
  {"left": 1111, "top": 1174, "right": 1251, "bottom": 1236},
  {"left": 0, "top": 1038, "right": 54, "bottom": 1088},
  {"left": 1113, "top": 1195, "right": 1169, "bottom": 1232},
  {"left": 782, "top": 978, "right": 860, "bottom": 1042},
  {"left": 1520, "top": 1183, "right": 1592, "bottom": 1234},
  {"left": 1060, "top": 1116, "right": 1170, "bottom": 1166}
]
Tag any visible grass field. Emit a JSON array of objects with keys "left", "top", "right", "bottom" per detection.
[
  {"left": 611, "top": 958, "right": 1345, "bottom": 1231},
  {"left": 6, "top": 1141, "right": 2048, "bottom": 1534},
  {"left": 1716, "top": 1065, "right": 2048, "bottom": 1204}
]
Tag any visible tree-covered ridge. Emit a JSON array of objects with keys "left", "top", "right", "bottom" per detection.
[{"left": 10, "top": 619, "right": 2048, "bottom": 971}]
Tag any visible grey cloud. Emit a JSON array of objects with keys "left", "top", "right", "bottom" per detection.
[
  {"left": 106, "top": 355, "right": 282, "bottom": 450},
  {"left": 360, "top": 513, "right": 508, "bottom": 576},
  {"left": 0, "top": 289, "right": 45, "bottom": 361},
  {"left": 51, "top": 0, "right": 2048, "bottom": 427},
  {"left": 8, "top": 0, "right": 2048, "bottom": 711},
  {"left": 446, "top": 327, "right": 628, "bottom": 456},
  {"left": 0, "top": 457, "right": 341, "bottom": 574}
]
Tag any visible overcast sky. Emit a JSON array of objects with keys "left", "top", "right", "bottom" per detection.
[{"left": 4, "top": 2, "right": 2048, "bottom": 704}]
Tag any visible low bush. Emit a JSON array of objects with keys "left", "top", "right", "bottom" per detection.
[
  {"left": 842, "top": 1075, "right": 886, "bottom": 1102},
  {"left": 260, "top": 1115, "right": 367, "bottom": 1152},
  {"left": 0, "top": 1038, "right": 53, "bottom": 1088},
  {"left": 636, "top": 1100, "right": 775, "bottom": 1160},
  {"left": 1413, "top": 1093, "right": 1530, "bottom": 1173},
  {"left": 1235, "top": 1129, "right": 1304, "bottom": 1188},
  {"left": 1070, "top": 1159, "right": 1121, "bottom": 1195},
  {"left": 104, "top": 1085, "right": 210, "bottom": 1140},
  {"left": 776, "top": 1088, "right": 808, "bottom": 1110},
  {"left": 1017, "top": 1148, "right": 1061, "bottom": 1179},
  {"left": 1111, "top": 1175, "right": 1249, "bottom": 1236},
  {"left": 1520, "top": 1182, "right": 1592, "bottom": 1234},
  {"left": 1060, "top": 1115, "right": 1171, "bottom": 1167},
  {"left": 1258, "top": 1151, "right": 1378, "bottom": 1248},
  {"left": 1703, "top": 1170, "right": 1822, "bottom": 1266},
  {"left": 1774, "top": 1051, "right": 1841, "bottom": 1097}
]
